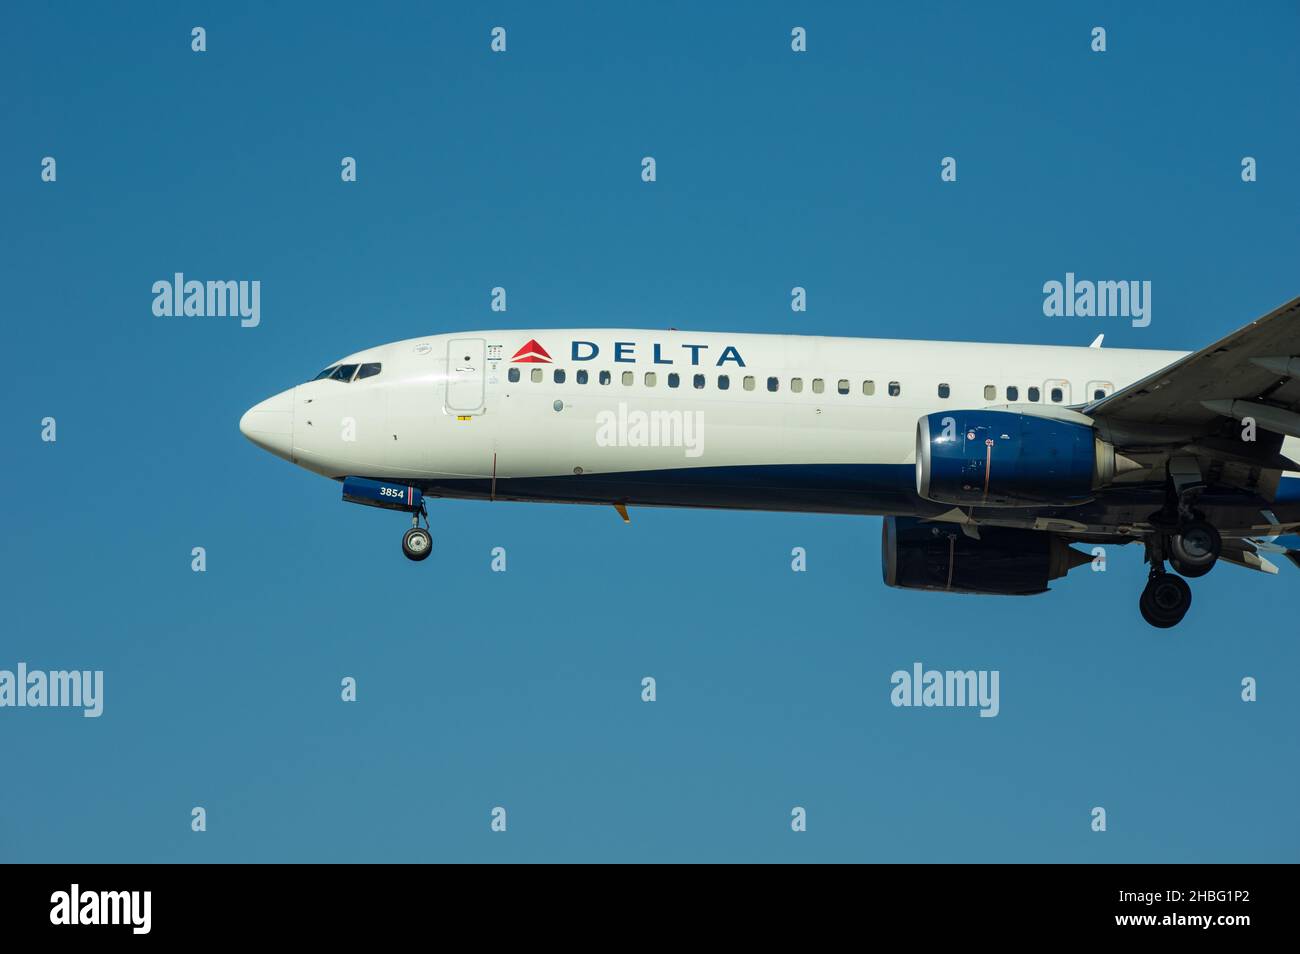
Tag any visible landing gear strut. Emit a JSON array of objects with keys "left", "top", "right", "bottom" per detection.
[
  {"left": 1154, "top": 464, "right": 1222, "bottom": 580},
  {"left": 1135, "top": 463, "right": 1226, "bottom": 627},
  {"left": 401, "top": 502, "right": 432, "bottom": 562}
]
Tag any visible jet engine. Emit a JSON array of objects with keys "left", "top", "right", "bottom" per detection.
[
  {"left": 915, "top": 410, "right": 1127, "bottom": 508},
  {"left": 881, "top": 516, "right": 1092, "bottom": 595}
]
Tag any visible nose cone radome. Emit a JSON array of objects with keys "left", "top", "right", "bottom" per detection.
[{"left": 240, "top": 388, "right": 295, "bottom": 462}]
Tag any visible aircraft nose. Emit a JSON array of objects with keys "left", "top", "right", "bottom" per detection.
[{"left": 239, "top": 387, "right": 296, "bottom": 462}]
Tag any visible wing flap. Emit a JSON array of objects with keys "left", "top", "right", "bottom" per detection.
[{"left": 1219, "top": 546, "right": 1279, "bottom": 575}]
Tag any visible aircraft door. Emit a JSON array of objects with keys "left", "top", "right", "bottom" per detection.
[{"left": 445, "top": 338, "right": 487, "bottom": 414}]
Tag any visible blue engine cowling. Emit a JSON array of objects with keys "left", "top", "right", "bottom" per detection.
[
  {"left": 882, "top": 516, "right": 1090, "bottom": 595},
  {"left": 916, "top": 410, "right": 1109, "bottom": 508}
]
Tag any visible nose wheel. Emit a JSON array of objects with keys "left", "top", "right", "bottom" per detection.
[
  {"left": 401, "top": 503, "right": 432, "bottom": 562},
  {"left": 402, "top": 527, "right": 432, "bottom": 561}
]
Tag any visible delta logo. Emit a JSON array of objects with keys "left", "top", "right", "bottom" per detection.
[
  {"left": 511, "top": 339, "right": 552, "bottom": 363},
  {"left": 509, "top": 338, "right": 747, "bottom": 367}
]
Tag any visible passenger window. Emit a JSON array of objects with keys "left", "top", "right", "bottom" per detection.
[
  {"left": 313, "top": 365, "right": 339, "bottom": 381},
  {"left": 983, "top": 385, "right": 996, "bottom": 400},
  {"left": 862, "top": 380, "right": 875, "bottom": 396},
  {"left": 743, "top": 376, "right": 755, "bottom": 391},
  {"left": 767, "top": 376, "right": 779, "bottom": 392},
  {"left": 888, "top": 381, "right": 900, "bottom": 396},
  {"left": 531, "top": 368, "right": 543, "bottom": 383},
  {"left": 599, "top": 370, "right": 611, "bottom": 385},
  {"left": 357, "top": 363, "right": 381, "bottom": 380},
  {"left": 668, "top": 373, "right": 680, "bottom": 388},
  {"left": 791, "top": 377, "right": 804, "bottom": 393},
  {"left": 693, "top": 374, "right": 705, "bottom": 389},
  {"left": 838, "top": 379, "right": 849, "bottom": 395},
  {"left": 622, "top": 371, "right": 634, "bottom": 386},
  {"left": 937, "top": 383, "right": 950, "bottom": 399},
  {"left": 718, "top": 375, "right": 730, "bottom": 390},
  {"left": 1094, "top": 388, "right": 1106, "bottom": 400},
  {"left": 1028, "top": 386, "right": 1041, "bottom": 402},
  {"left": 507, "top": 367, "right": 520, "bottom": 383},
  {"left": 1050, "top": 387, "right": 1063, "bottom": 403},
  {"left": 554, "top": 369, "right": 566, "bottom": 384},
  {"left": 330, "top": 364, "right": 359, "bottom": 382},
  {"left": 645, "top": 372, "right": 657, "bottom": 386},
  {"left": 577, "top": 369, "right": 588, "bottom": 384},
  {"left": 812, "top": 379, "right": 824, "bottom": 394},
  {"left": 1007, "top": 386, "right": 1019, "bottom": 401}
]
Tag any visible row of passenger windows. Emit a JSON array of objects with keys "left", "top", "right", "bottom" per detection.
[
  {"left": 312, "top": 362, "right": 382, "bottom": 383},
  {"left": 505, "top": 367, "right": 1105, "bottom": 402},
  {"left": 508, "top": 366, "right": 870, "bottom": 393}
]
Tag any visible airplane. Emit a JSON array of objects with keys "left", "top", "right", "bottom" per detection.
[{"left": 239, "top": 295, "right": 1300, "bottom": 628}]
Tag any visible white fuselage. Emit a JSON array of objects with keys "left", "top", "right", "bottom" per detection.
[{"left": 239, "top": 329, "right": 1300, "bottom": 522}]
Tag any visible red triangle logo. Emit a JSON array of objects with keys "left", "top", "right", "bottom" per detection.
[{"left": 511, "top": 339, "right": 552, "bottom": 363}]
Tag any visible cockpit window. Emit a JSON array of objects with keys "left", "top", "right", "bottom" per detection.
[
  {"left": 356, "top": 362, "right": 382, "bottom": 380},
  {"left": 312, "top": 365, "right": 339, "bottom": 381},
  {"left": 330, "top": 364, "right": 359, "bottom": 382}
]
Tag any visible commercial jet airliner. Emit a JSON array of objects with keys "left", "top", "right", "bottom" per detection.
[{"left": 240, "top": 296, "right": 1300, "bottom": 628}]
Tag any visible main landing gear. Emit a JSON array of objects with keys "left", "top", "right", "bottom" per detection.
[
  {"left": 1167, "top": 519, "right": 1222, "bottom": 578},
  {"left": 1139, "top": 567, "right": 1192, "bottom": 629},
  {"left": 401, "top": 502, "right": 432, "bottom": 562},
  {"left": 1138, "top": 482, "right": 1223, "bottom": 628}
]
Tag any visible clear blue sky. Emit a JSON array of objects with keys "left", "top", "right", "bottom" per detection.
[{"left": 2, "top": 2, "right": 1297, "bottom": 862}]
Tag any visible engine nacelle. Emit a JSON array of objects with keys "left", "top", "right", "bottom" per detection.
[
  {"left": 882, "top": 516, "right": 1090, "bottom": 596},
  {"left": 916, "top": 410, "right": 1120, "bottom": 508}
]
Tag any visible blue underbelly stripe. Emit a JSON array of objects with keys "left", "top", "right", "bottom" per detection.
[{"left": 403, "top": 465, "right": 1300, "bottom": 522}]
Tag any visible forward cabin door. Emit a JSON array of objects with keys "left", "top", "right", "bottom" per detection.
[{"left": 445, "top": 338, "right": 487, "bottom": 415}]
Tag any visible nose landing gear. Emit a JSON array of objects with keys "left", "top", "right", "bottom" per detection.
[{"left": 401, "top": 503, "right": 432, "bottom": 562}]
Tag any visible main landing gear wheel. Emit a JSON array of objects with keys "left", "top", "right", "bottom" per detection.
[
  {"left": 402, "top": 527, "right": 432, "bottom": 562},
  {"left": 1139, "top": 572, "right": 1192, "bottom": 629},
  {"left": 1168, "top": 520, "right": 1221, "bottom": 578}
]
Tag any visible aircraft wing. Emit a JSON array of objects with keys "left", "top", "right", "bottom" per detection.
[{"left": 1084, "top": 295, "right": 1300, "bottom": 435}]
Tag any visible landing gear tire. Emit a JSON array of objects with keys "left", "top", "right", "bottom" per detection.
[
  {"left": 1169, "top": 555, "right": 1212, "bottom": 578},
  {"left": 1169, "top": 520, "right": 1220, "bottom": 577},
  {"left": 1139, "top": 573, "right": 1192, "bottom": 628},
  {"left": 402, "top": 527, "right": 432, "bottom": 562}
]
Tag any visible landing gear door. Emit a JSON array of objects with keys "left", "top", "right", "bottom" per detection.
[{"left": 445, "top": 338, "right": 486, "bottom": 415}]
